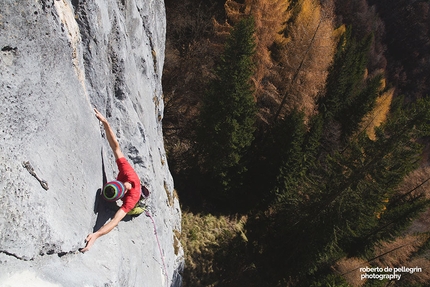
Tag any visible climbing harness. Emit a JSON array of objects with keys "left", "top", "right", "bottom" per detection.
[
  {"left": 22, "top": 161, "right": 49, "bottom": 190},
  {"left": 146, "top": 210, "right": 169, "bottom": 287}
]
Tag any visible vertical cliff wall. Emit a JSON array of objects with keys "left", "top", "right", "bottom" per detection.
[{"left": 0, "top": 0, "right": 183, "bottom": 286}]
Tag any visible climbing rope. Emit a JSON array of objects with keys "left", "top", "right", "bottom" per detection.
[{"left": 146, "top": 210, "right": 169, "bottom": 287}]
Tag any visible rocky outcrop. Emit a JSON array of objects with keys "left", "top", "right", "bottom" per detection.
[{"left": 0, "top": 0, "right": 183, "bottom": 286}]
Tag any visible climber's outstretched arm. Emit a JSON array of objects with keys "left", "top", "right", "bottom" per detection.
[
  {"left": 81, "top": 208, "right": 127, "bottom": 252},
  {"left": 94, "top": 108, "right": 124, "bottom": 160}
]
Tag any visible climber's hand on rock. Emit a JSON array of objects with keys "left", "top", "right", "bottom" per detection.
[
  {"left": 81, "top": 233, "right": 99, "bottom": 253},
  {"left": 94, "top": 108, "right": 107, "bottom": 123}
]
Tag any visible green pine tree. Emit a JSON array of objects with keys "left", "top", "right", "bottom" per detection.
[
  {"left": 318, "top": 26, "right": 377, "bottom": 142},
  {"left": 255, "top": 99, "right": 430, "bottom": 285},
  {"left": 197, "top": 17, "right": 257, "bottom": 190}
]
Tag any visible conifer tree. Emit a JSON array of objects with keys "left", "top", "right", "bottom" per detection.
[
  {"left": 247, "top": 27, "right": 430, "bottom": 283},
  {"left": 267, "top": 110, "right": 323, "bottom": 202},
  {"left": 197, "top": 17, "right": 257, "bottom": 189},
  {"left": 222, "top": 0, "right": 292, "bottom": 124},
  {"left": 253, "top": 99, "right": 430, "bottom": 286},
  {"left": 317, "top": 26, "right": 383, "bottom": 145},
  {"left": 260, "top": 110, "right": 308, "bottom": 200}
]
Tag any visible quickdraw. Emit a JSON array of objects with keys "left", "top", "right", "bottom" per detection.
[{"left": 22, "top": 161, "right": 49, "bottom": 190}]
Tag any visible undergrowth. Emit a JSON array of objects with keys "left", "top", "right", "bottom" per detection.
[{"left": 181, "top": 211, "right": 247, "bottom": 286}]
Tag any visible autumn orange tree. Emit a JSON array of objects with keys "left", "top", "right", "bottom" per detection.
[
  {"left": 272, "top": 0, "right": 336, "bottom": 121},
  {"left": 162, "top": 0, "right": 226, "bottom": 183}
]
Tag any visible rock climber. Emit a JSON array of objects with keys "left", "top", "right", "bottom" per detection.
[{"left": 81, "top": 108, "right": 142, "bottom": 252}]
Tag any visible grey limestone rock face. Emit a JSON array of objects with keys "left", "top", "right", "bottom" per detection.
[{"left": 0, "top": 0, "right": 183, "bottom": 286}]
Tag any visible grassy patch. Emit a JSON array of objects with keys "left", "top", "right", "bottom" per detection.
[{"left": 181, "top": 211, "right": 247, "bottom": 286}]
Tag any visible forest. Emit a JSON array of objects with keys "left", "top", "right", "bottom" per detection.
[{"left": 162, "top": 0, "right": 430, "bottom": 286}]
